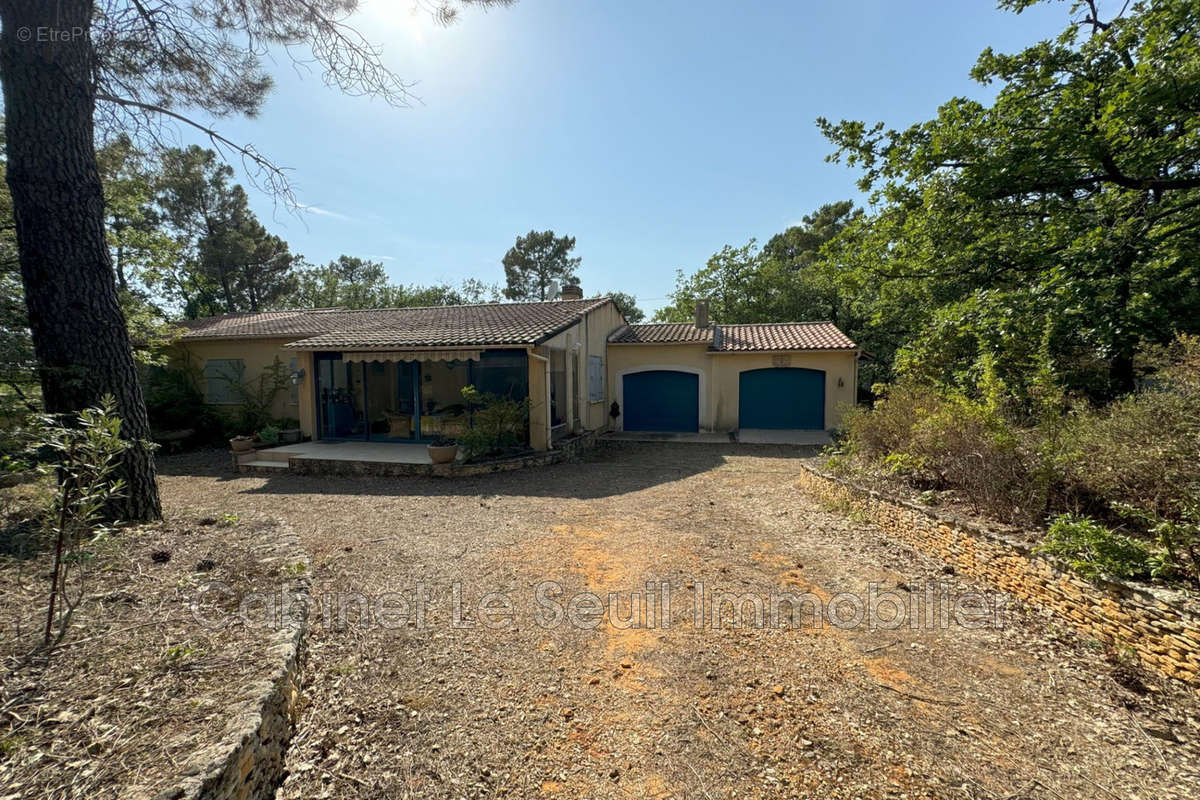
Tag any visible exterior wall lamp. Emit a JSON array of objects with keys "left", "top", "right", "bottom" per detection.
[{"left": 291, "top": 368, "right": 306, "bottom": 386}]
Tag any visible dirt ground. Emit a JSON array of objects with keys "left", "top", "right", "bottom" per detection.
[
  {"left": 158, "top": 442, "right": 1200, "bottom": 800},
  {"left": 0, "top": 512, "right": 287, "bottom": 799}
]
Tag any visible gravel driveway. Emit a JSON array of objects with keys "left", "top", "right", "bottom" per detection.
[{"left": 159, "top": 443, "right": 1200, "bottom": 799}]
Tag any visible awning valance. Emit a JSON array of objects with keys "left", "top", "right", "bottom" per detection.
[{"left": 340, "top": 349, "right": 482, "bottom": 364}]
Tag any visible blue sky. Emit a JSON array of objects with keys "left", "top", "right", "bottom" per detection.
[{"left": 182, "top": 0, "right": 1071, "bottom": 316}]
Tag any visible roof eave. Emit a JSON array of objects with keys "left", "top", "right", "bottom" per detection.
[{"left": 709, "top": 346, "right": 859, "bottom": 354}]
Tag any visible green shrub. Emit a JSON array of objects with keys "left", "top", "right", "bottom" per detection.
[
  {"left": 1060, "top": 338, "right": 1200, "bottom": 521},
  {"left": 840, "top": 381, "right": 1051, "bottom": 523},
  {"left": 258, "top": 425, "right": 280, "bottom": 445},
  {"left": 30, "top": 396, "right": 131, "bottom": 647},
  {"left": 458, "top": 385, "right": 529, "bottom": 462},
  {"left": 828, "top": 335, "right": 1199, "bottom": 586},
  {"left": 840, "top": 383, "right": 944, "bottom": 460},
  {"left": 1036, "top": 514, "right": 1153, "bottom": 582},
  {"left": 1112, "top": 501, "right": 1200, "bottom": 589},
  {"left": 141, "top": 365, "right": 225, "bottom": 443}
]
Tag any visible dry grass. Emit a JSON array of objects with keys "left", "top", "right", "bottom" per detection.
[{"left": 0, "top": 500, "right": 289, "bottom": 799}]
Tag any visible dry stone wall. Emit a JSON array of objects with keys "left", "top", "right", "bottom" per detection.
[{"left": 797, "top": 464, "right": 1200, "bottom": 685}]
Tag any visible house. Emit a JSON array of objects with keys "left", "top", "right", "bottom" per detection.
[{"left": 174, "top": 284, "right": 860, "bottom": 450}]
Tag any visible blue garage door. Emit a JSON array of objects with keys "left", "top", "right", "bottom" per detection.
[
  {"left": 623, "top": 370, "right": 699, "bottom": 432},
  {"left": 738, "top": 368, "right": 825, "bottom": 430}
]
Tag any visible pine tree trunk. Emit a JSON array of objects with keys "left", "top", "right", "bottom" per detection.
[{"left": 0, "top": 0, "right": 162, "bottom": 521}]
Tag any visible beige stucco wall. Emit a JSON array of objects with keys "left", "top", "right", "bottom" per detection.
[
  {"left": 581, "top": 301, "right": 626, "bottom": 430},
  {"left": 173, "top": 338, "right": 315, "bottom": 437},
  {"left": 607, "top": 343, "right": 716, "bottom": 429},
  {"left": 710, "top": 350, "right": 856, "bottom": 431},
  {"left": 607, "top": 343, "right": 857, "bottom": 432},
  {"left": 535, "top": 299, "right": 627, "bottom": 438}
]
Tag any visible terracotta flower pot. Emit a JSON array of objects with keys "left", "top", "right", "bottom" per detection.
[
  {"left": 229, "top": 436, "right": 255, "bottom": 453},
  {"left": 427, "top": 444, "right": 458, "bottom": 464}
]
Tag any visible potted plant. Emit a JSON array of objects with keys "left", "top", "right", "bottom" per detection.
[
  {"left": 259, "top": 424, "right": 281, "bottom": 446},
  {"left": 427, "top": 435, "right": 458, "bottom": 464},
  {"left": 229, "top": 435, "right": 256, "bottom": 453}
]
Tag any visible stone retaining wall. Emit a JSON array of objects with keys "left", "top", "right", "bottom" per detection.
[
  {"left": 797, "top": 463, "right": 1200, "bottom": 685},
  {"left": 157, "top": 522, "right": 310, "bottom": 800}
]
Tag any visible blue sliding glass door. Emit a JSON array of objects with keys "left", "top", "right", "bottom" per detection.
[{"left": 316, "top": 355, "right": 367, "bottom": 440}]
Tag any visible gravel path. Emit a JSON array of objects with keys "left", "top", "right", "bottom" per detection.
[{"left": 159, "top": 443, "right": 1200, "bottom": 799}]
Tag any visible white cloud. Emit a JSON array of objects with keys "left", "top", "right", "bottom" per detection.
[{"left": 300, "top": 204, "right": 354, "bottom": 222}]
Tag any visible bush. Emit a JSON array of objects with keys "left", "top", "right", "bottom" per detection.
[
  {"left": 842, "top": 383, "right": 1049, "bottom": 523},
  {"left": 141, "top": 366, "right": 225, "bottom": 443},
  {"left": 829, "top": 335, "right": 1200, "bottom": 586},
  {"left": 458, "top": 385, "right": 529, "bottom": 462},
  {"left": 30, "top": 396, "right": 131, "bottom": 647},
  {"left": 1112, "top": 501, "right": 1200, "bottom": 589},
  {"left": 1060, "top": 337, "right": 1200, "bottom": 521},
  {"left": 1036, "top": 514, "right": 1153, "bottom": 582}
]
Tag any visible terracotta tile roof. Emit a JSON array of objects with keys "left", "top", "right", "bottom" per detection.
[
  {"left": 177, "top": 298, "right": 614, "bottom": 348},
  {"left": 608, "top": 323, "right": 714, "bottom": 344},
  {"left": 715, "top": 322, "right": 856, "bottom": 352},
  {"left": 609, "top": 321, "right": 856, "bottom": 351},
  {"left": 175, "top": 309, "right": 346, "bottom": 339}
]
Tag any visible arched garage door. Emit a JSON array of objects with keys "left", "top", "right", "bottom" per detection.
[
  {"left": 622, "top": 370, "right": 699, "bottom": 432},
  {"left": 738, "top": 368, "right": 824, "bottom": 430}
]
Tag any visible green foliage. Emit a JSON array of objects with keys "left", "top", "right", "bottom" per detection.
[
  {"left": 140, "top": 365, "right": 225, "bottom": 443},
  {"left": 1037, "top": 514, "right": 1153, "bottom": 583},
  {"left": 502, "top": 231, "right": 581, "bottom": 301},
  {"left": 837, "top": 334, "right": 1200, "bottom": 586},
  {"left": 30, "top": 397, "right": 133, "bottom": 647},
  {"left": 258, "top": 424, "right": 280, "bottom": 445},
  {"left": 457, "top": 385, "right": 530, "bottom": 462},
  {"left": 218, "top": 357, "right": 291, "bottom": 436},
  {"left": 1059, "top": 335, "right": 1200, "bottom": 520},
  {"left": 653, "top": 201, "right": 860, "bottom": 328},
  {"left": 818, "top": 0, "right": 1200, "bottom": 402},
  {"left": 287, "top": 256, "right": 501, "bottom": 310},
  {"left": 154, "top": 146, "right": 299, "bottom": 317},
  {"left": 606, "top": 291, "right": 645, "bottom": 323},
  {"left": 1112, "top": 501, "right": 1200, "bottom": 589}
]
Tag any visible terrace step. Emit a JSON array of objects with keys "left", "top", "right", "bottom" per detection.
[
  {"left": 239, "top": 460, "right": 290, "bottom": 470},
  {"left": 249, "top": 449, "right": 295, "bottom": 463}
]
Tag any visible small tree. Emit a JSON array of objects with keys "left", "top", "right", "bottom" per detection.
[
  {"left": 459, "top": 385, "right": 529, "bottom": 461},
  {"left": 502, "top": 231, "right": 581, "bottom": 301},
  {"left": 607, "top": 292, "right": 645, "bottom": 323},
  {"left": 31, "top": 397, "right": 133, "bottom": 649},
  {"left": 211, "top": 356, "right": 291, "bottom": 435}
]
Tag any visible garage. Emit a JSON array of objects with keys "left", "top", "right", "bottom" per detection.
[
  {"left": 738, "top": 367, "right": 824, "bottom": 430},
  {"left": 622, "top": 370, "right": 699, "bottom": 432}
]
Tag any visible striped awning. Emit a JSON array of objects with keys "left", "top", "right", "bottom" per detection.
[{"left": 340, "top": 349, "right": 482, "bottom": 363}]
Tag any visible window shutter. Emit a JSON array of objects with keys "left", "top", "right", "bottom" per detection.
[
  {"left": 588, "top": 355, "right": 604, "bottom": 403},
  {"left": 203, "top": 359, "right": 245, "bottom": 404}
]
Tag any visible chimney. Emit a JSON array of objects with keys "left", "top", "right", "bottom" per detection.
[
  {"left": 561, "top": 282, "right": 583, "bottom": 301},
  {"left": 694, "top": 297, "right": 710, "bottom": 329}
]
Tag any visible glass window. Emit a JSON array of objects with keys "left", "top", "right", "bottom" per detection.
[
  {"left": 474, "top": 350, "right": 528, "bottom": 401},
  {"left": 548, "top": 347, "right": 566, "bottom": 426},
  {"left": 203, "top": 359, "right": 244, "bottom": 404}
]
